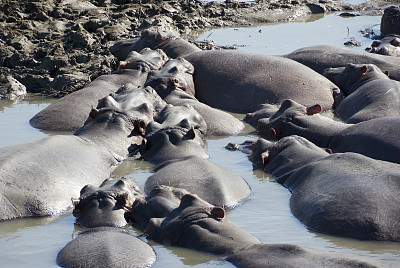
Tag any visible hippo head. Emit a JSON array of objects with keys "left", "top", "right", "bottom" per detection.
[
  {"left": 256, "top": 99, "right": 322, "bottom": 140},
  {"left": 146, "top": 193, "right": 260, "bottom": 254},
  {"left": 366, "top": 35, "right": 400, "bottom": 57},
  {"left": 243, "top": 103, "right": 280, "bottom": 128},
  {"left": 140, "top": 104, "right": 208, "bottom": 163},
  {"left": 145, "top": 58, "right": 195, "bottom": 98},
  {"left": 118, "top": 48, "right": 169, "bottom": 71},
  {"left": 130, "top": 185, "right": 190, "bottom": 228},
  {"left": 72, "top": 178, "right": 143, "bottom": 228},
  {"left": 324, "top": 63, "right": 389, "bottom": 96}
]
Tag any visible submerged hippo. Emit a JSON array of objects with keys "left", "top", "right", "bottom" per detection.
[
  {"left": 285, "top": 45, "right": 400, "bottom": 82},
  {"left": 250, "top": 99, "right": 400, "bottom": 164},
  {"left": 30, "top": 48, "right": 168, "bottom": 132},
  {"left": 146, "top": 193, "right": 383, "bottom": 267},
  {"left": 185, "top": 50, "right": 340, "bottom": 113},
  {"left": 324, "top": 63, "right": 400, "bottom": 123},
  {"left": 0, "top": 86, "right": 165, "bottom": 221},
  {"left": 145, "top": 58, "right": 244, "bottom": 136},
  {"left": 249, "top": 135, "right": 400, "bottom": 242},
  {"left": 366, "top": 35, "right": 400, "bottom": 57}
]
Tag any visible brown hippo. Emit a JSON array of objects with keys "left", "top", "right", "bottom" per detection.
[
  {"left": 30, "top": 48, "right": 168, "bottom": 132},
  {"left": 249, "top": 135, "right": 400, "bottom": 242},
  {"left": 324, "top": 63, "right": 400, "bottom": 123},
  {"left": 0, "top": 86, "right": 165, "bottom": 221}
]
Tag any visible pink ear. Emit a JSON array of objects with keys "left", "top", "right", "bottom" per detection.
[
  {"left": 89, "top": 107, "right": 100, "bottom": 118},
  {"left": 359, "top": 65, "right": 369, "bottom": 75},
  {"left": 306, "top": 104, "right": 322, "bottom": 115},
  {"left": 270, "top": 128, "right": 277, "bottom": 138}
]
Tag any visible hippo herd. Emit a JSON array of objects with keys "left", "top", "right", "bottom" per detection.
[{"left": 2, "top": 8, "right": 400, "bottom": 267}]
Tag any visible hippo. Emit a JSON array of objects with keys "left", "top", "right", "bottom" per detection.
[
  {"left": 248, "top": 135, "right": 400, "bottom": 241},
  {"left": 185, "top": 50, "right": 340, "bottom": 113},
  {"left": 366, "top": 35, "right": 400, "bottom": 57},
  {"left": 381, "top": 6, "right": 400, "bottom": 36},
  {"left": 0, "top": 86, "right": 165, "bottom": 220},
  {"left": 30, "top": 48, "right": 168, "bottom": 132},
  {"left": 324, "top": 63, "right": 400, "bottom": 123},
  {"left": 72, "top": 178, "right": 142, "bottom": 228},
  {"left": 145, "top": 58, "right": 244, "bottom": 136},
  {"left": 249, "top": 99, "right": 400, "bottom": 164},
  {"left": 285, "top": 45, "right": 400, "bottom": 82},
  {"left": 146, "top": 193, "right": 383, "bottom": 267},
  {"left": 110, "top": 30, "right": 201, "bottom": 60},
  {"left": 57, "top": 227, "right": 156, "bottom": 268}
]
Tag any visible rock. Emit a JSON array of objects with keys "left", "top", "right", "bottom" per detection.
[{"left": 0, "top": 75, "right": 27, "bottom": 100}]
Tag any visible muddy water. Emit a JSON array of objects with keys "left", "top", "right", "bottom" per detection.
[{"left": 1, "top": 13, "right": 400, "bottom": 268}]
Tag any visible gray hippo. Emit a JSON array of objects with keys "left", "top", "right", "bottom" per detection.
[
  {"left": 141, "top": 104, "right": 251, "bottom": 208},
  {"left": 185, "top": 50, "right": 340, "bottom": 113},
  {"left": 30, "top": 48, "right": 168, "bottom": 132},
  {"left": 381, "top": 6, "right": 400, "bottom": 36},
  {"left": 366, "top": 35, "right": 400, "bottom": 57},
  {"left": 0, "top": 86, "right": 165, "bottom": 221},
  {"left": 249, "top": 135, "right": 400, "bottom": 241},
  {"left": 285, "top": 45, "right": 400, "bottom": 82},
  {"left": 57, "top": 178, "right": 156, "bottom": 268},
  {"left": 146, "top": 193, "right": 383, "bottom": 267},
  {"left": 324, "top": 63, "right": 400, "bottom": 123},
  {"left": 57, "top": 227, "right": 155, "bottom": 268},
  {"left": 110, "top": 30, "right": 201, "bottom": 60},
  {"left": 249, "top": 99, "right": 400, "bottom": 164},
  {"left": 145, "top": 58, "right": 244, "bottom": 136}
]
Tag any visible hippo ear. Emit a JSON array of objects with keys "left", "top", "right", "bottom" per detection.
[
  {"left": 89, "top": 106, "right": 100, "bottom": 118},
  {"left": 270, "top": 128, "right": 278, "bottom": 138},
  {"left": 168, "top": 77, "right": 181, "bottom": 90},
  {"left": 306, "top": 104, "right": 322, "bottom": 115},
  {"left": 211, "top": 207, "right": 225, "bottom": 220},
  {"left": 261, "top": 150, "right": 269, "bottom": 166},
  {"left": 116, "top": 192, "right": 133, "bottom": 212},
  {"left": 384, "top": 70, "right": 390, "bottom": 77},
  {"left": 71, "top": 198, "right": 80, "bottom": 208},
  {"left": 325, "top": 148, "right": 333, "bottom": 154},
  {"left": 359, "top": 65, "right": 369, "bottom": 75},
  {"left": 135, "top": 119, "right": 147, "bottom": 136},
  {"left": 186, "top": 127, "right": 196, "bottom": 140}
]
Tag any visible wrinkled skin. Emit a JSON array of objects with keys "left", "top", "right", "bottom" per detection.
[
  {"left": 0, "top": 86, "right": 164, "bottom": 220},
  {"left": 381, "top": 6, "right": 400, "bottom": 36},
  {"left": 110, "top": 30, "right": 201, "bottom": 60},
  {"left": 185, "top": 50, "right": 340, "bottom": 113},
  {"left": 57, "top": 227, "right": 156, "bottom": 268},
  {"left": 130, "top": 185, "right": 190, "bottom": 228},
  {"left": 325, "top": 63, "right": 400, "bottom": 123},
  {"left": 285, "top": 45, "right": 400, "bottom": 82},
  {"left": 146, "top": 194, "right": 261, "bottom": 254},
  {"left": 30, "top": 48, "right": 168, "bottom": 132},
  {"left": 145, "top": 58, "right": 244, "bottom": 136},
  {"left": 141, "top": 104, "right": 208, "bottom": 164},
  {"left": 145, "top": 156, "right": 251, "bottom": 209},
  {"left": 251, "top": 135, "right": 400, "bottom": 241},
  {"left": 72, "top": 178, "right": 142, "bottom": 228},
  {"left": 366, "top": 35, "right": 400, "bottom": 57}
]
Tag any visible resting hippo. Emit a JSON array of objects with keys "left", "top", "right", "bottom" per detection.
[
  {"left": 381, "top": 6, "right": 400, "bottom": 36},
  {"left": 57, "top": 227, "right": 156, "bottom": 268},
  {"left": 110, "top": 30, "right": 201, "bottom": 60},
  {"left": 324, "top": 63, "right": 400, "bottom": 123},
  {"left": 185, "top": 50, "right": 340, "bottom": 113},
  {"left": 72, "top": 178, "right": 142, "bottom": 228},
  {"left": 30, "top": 48, "right": 168, "bottom": 132},
  {"left": 141, "top": 104, "right": 208, "bottom": 164},
  {"left": 366, "top": 35, "right": 400, "bottom": 57},
  {"left": 145, "top": 58, "right": 244, "bottom": 136},
  {"left": 146, "top": 193, "right": 382, "bottom": 267},
  {"left": 249, "top": 99, "right": 400, "bottom": 164},
  {"left": 285, "top": 45, "right": 400, "bottom": 81},
  {"left": 250, "top": 135, "right": 400, "bottom": 241},
  {"left": 0, "top": 86, "right": 164, "bottom": 220}
]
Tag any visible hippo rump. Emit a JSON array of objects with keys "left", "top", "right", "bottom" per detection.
[
  {"left": 285, "top": 45, "right": 400, "bottom": 82},
  {"left": 146, "top": 193, "right": 384, "bottom": 267},
  {"left": 0, "top": 86, "right": 165, "bottom": 220},
  {"left": 185, "top": 50, "right": 340, "bottom": 113},
  {"left": 324, "top": 63, "right": 400, "bottom": 123},
  {"left": 145, "top": 58, "right": 244, "bottom": 136},
  {"left": 30, "top": 48, "right": 168, "bottom": 132},
  {"left": 250, "top": 99, "right": 400, "bottom": 164},
  {"left": 250, "top": 136, "right": 400, "bottom": 242},
  {"left": 57, "top": 227, "right": 156, "bottom": 268},
  {"left": 366, "top": 35, "right": 400, "bottom": 57}
]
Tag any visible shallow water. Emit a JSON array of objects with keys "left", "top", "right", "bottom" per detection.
[{"left": 1, "top": 12, "right": 400, "bottom": 268}]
